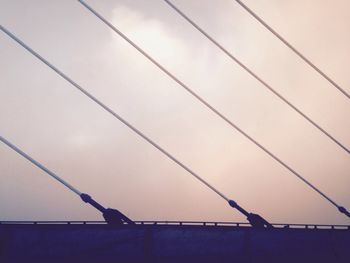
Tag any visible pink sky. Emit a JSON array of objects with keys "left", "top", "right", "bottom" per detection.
[{"left": 0, "top": 0, "right": 349, "bottom": 224}]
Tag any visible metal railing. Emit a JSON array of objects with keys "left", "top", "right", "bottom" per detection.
[{"left": 0, "top": 221, "right": 349, "bottom": 230}]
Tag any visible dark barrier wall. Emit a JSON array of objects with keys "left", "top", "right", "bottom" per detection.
[{"left": 0, "top": 224, "right": 349, "bottom": 263}]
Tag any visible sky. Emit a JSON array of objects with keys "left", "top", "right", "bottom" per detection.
[{"left": 0, "top": 0, "right": 349, "bottom": 225}]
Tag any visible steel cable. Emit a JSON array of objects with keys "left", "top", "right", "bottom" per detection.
[
  {"left": 0, "top": 24, "right": 229, "bottom": 203},
  {"left": 162, "top": 0, "right": 349, "bottom": 155},
  {"left": 76, "top": 1, "right": 347, "bottom": 215},
  {"left": 233, "top": 0, "right": 350, "bottom": 100}
]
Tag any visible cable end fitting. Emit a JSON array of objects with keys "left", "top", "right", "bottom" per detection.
[
  {"left": 338, "top": 206, "right": 350, "bottom": 218},
  {"left": 80, "top": 193, "right": 92, "bottom": 203},
  {"left": 80, "top": 193, "right": 106, "bottom": 213},
  {"left": 228, "top": 199, "right": 272, "bottom": 228},
  {"left": 228, "top": 199, "right": 238, "bottom": 208},
  {"left": 79, "top": 193, "right": 134, "bottom": 225}
]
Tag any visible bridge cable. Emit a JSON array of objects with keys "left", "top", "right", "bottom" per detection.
[
  {"left": 232, "top": 0, "right": 350, "bottom": 100},
  {"left": 0, "top": 25, "right": 225, "bottom": 201},
  {"left": 1, "top": 24, "right": 274, "bottom": 227},
  {"left": 76, "top": 1, "right": 350, "bottom": 219},
  {"left": 162, "top": 0, "right": 349, "bottom": 155},
  {"left": 0, "top": 134, "right": 134, "bottom": 225}
]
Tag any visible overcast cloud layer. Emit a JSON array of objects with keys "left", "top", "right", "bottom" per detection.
[{"left": 0, "top": 0, "right": 349, "bottom": 224}]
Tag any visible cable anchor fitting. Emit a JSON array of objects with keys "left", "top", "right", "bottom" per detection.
[
  {"left": 80, "top": 193, "right": 135, "bottom": 225},
  {"left": 338, "top": 206, "right": 350, "bottom": 218},
  {"left": 228, "top": 200, "right": 273, "bottom": 229}
]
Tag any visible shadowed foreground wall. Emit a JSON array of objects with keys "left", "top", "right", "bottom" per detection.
[{"left": 0, "top": 224, "right": 349, "bottom": 262}]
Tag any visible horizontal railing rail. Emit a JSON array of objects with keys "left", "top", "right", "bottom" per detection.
[{"left": 0, "top": 221, "right": 349, "bottom": 230}]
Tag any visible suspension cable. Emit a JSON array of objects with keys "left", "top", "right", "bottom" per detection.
[
  {"left": 162, "top": 0, "right": 349, "bottom": 155},
  {"left": 0, "top": 135, "right": 81, "bottom": 195},
  {"left": 0, "top": 134, "right": 136, "bottom": 224},
  {"left": 0, "top": 135, "right": 272, "bottom": 226},
  {"left": 0, "top": 24, "right": 229, "bottom": 203},
  {"left": 76, "top": 1, "right": 350, "bottom": 217},
  {"left": 233, "top": 0, "right": 350, "bottom": 100}
]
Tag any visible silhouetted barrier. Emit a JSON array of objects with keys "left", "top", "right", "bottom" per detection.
[
  {"left": 1, "top": 222, "right": 349, "bottom": 262},
  {"left": 1, "top": 221, "right": 349, "bottom": 229}
]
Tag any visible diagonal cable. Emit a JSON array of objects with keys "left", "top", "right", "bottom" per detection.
[
  {"left": 0, "top": 135, "right": 81, "bottom": 195},
  {"left": 0, "top": 24, "right": 229, "bottom": 203},
  {"left": 162, "top": 0, "right": 349, "bottom": 155},
  {"left": 0, "top": 134, "right": 135, "bottom": 224},
  {"left": 233, "top": 0, "right": 350, "bottom": 100},
  {"left": 76, "top": 1, "right": 349, "bottom": 218}
]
